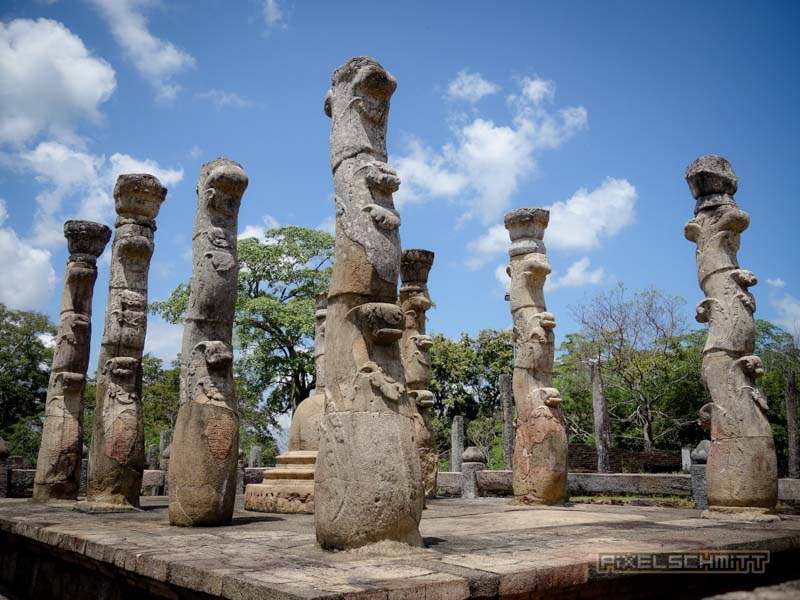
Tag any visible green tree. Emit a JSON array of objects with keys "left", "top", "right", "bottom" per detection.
[{"left": 0, "top": 304, "right": 56, "bottom": 462}]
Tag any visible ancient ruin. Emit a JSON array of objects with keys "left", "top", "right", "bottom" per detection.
[
  {"left": 80, "top": 176, "right": 166, "bottom": 511},
  {"left": 505, "top": 208, "right": 568, "bottom": 504},
  {"left": 168, "top": 158, "right": 248, "bottom": 526},
  {"left": 684, "top": 155, "right": 778, "bottom": 517},
  {"left": 244, "top": 293, "right": 327, "bottom": 513},
  {"left": 33, "top": 221, "right": 111, "bottom": 502},
  {"left": 399, "top": 249, "right": 437, "bottom": 498},
  {"left": 314, "top": 56, "right": 423, "bottom": 549}
]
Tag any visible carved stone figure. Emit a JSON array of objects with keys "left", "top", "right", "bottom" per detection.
[
  {"left": 315, "top": 56, "right": 423, "bottom": 549},
  {"left": 79, "top": 176, "right": 165, "bottom": 511},
  {"left": 169, "top": 158, "right": 248, "bottom": 526},
  {"left": 244, "top": 293, "right": 327, "bottom": 514},
  {"left": 505, "top": 208, "right": 568, "bottom": 504},
  {"left": 33, "top": 221, "right": 111, "bottom": 502},
  {"left": 684, "top": 155, "right": 778, "bottom": 516},
  {"left": 400, "top": 249, "right": 437, "bottom": 499}
]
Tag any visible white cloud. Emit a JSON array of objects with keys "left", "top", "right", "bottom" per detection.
[
  {"left": 515, "top": 76, "right": 555, "bottom": 105},
  {"left": 394, "top": 74, "right": 587, "bottom": 223},
  {"left": 144, "top": 317, "right": 183, "bottom": 364},
  {"left": 446, "top": 70, "right": 500, "bottom": 103},
  {"left": 767, "top": 278, "right": 786, "bottom": 289},
  {"left": 262, "top": 0, "right": 287, "bottom": 30},
  {"left": 239, "top": 214, "right": 281, "bottom": 241},
  {"left": 197, "top": 89, "right": 255, "bottom": 110},
  {"left": 772, "top": 293, "right": 800, "bottom": 338},
  {"left": 466, "top": 224, "right": 507, "bottom": 270},
  {"left": 546, "top": 257, "right": 604, "bottom": 291},
  {"left": 546, "top": 177, "right": 637, "bottom": 251},
  {"left": 19, "top": 141, "right": 183, "bottom": 247},
  {"left": 494, "top": 263, "right": 510, "bottom": 291},
  {"left": 188, "top": 146, "right": 202, "bottom": 159},
  {"left": 0, "top": 199, "right": 56, "bottom": 309},
  {"left": 88, "top": 0, "right": 195, "bottom": 101},
  {"left": 0, "top": 18, "right": 116, "bottom": 146}
]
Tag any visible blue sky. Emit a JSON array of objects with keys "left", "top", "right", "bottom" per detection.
[{"left": 2, "top": 0, "right": 799, "bottom": 379}]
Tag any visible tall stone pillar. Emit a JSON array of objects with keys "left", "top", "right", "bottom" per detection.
[
  {"left": 33, "top": 221, "right": 110, "bottom": 502},
  {"left": 684, "top": 155, "right": 778, "bottom": 518},
  {"left": 451, "top": 415, "right": 464, "bottom": 473},
  {"left": 315, "top": 56, "right": 423, "bottom": 549},
  {"left": 499, "top": 374, "right": 514, "bottom": 471},
  {"left": 168, "top": 158, "right": 248, "bottom": 526},
  {"left": 590, "top": 359, "right": 612, "bottom": 473},
  {"left": 505, "top": 208, "right": 568, "bottom": 504},
  {"left": 400, "top": 249, "right": 437, "bottom": 499},
  {"left": 80, "top": 176, "right": 166, "bottom": 511}
]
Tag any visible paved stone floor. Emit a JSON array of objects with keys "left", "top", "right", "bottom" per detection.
[{"left": 1, "top": 496, "right": 799, "bottom": 599}]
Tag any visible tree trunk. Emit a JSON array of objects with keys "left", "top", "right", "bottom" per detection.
[
  {"left": 642, "top": 402, "right": 654, "bottom": 453},
  {"left": 786, "top": 370, "right": 799, "bottom": 479},
  {"left": 590, "top": 360, "right": 612, "bottom": 472}
]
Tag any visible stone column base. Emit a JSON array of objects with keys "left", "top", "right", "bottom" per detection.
[
  {"left": 243, "top": 450, "right": 316, "bottom": 514},
  {"left": 74, "top": 500, "right": 142, "bottom": 514}
]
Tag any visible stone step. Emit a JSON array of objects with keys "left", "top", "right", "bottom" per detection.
[{"left": 275, "top": 451, "right": 317, "bottom": 465}]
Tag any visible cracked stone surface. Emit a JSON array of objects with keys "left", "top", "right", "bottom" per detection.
[{"left": 3, "top": 497, "right": 800, "bottom": 599}]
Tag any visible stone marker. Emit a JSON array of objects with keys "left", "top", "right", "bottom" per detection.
[
  {"left": 691, "top": 440, "right": 710, "bottom": 510},
  {"left": 451, "top": 415, "right": 464, "bottom": 473},
  {"left": 245, "top": 293, "right": 327, "bottom": 514},
  {"left": 684, "top": 155, "right": 778, "bottom": 519},
  {"left": 461, "top": 447, "right": 486, "bottom": 500},
  {"left": 314, "top": 56, "right": 423, "bottom": 549},
  {"left": 169, "top": 158, "right": 248, "bottom": 526},
  {"left": 146, "top": 444, "right": 157, "bottom": 470},
  {"left": 80, "top": 176, "right": 166, "bottom": 512},
  {"left": 590, "top": 359, "right": 612, "bottom": 473},
  {"left": 236, "top": 449, "right": 245, "bottom": 494},
  {"left": 33, "top": 220, "right": 110, "bottom": 502},
  {"left": 248, "top": 446, "right": 262, "bottom": 468},
  {"left": 400, "top": 249, "right": 437, "bottom": 499},
  {"left": 499, "top": 374, "right": 514, "bottom": 471},
  {"left": 158, "top": 431, "right": 171, "bottom": 471},
  {"left": 505, "top": 208, "right": 568, "bottom": 504},
  {"left": 681, "top": 446, "right": 692, "bottom": 474}
]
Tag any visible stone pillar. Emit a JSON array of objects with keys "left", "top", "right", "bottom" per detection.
[
  {"left": 80, "top": 175, "right": 166, "bottom": 512},
  {"left": 168, "top": 158, "right": 248, "bottom": 527},
  {"left": 590, "top": 359, "right": 612, "bottom": 473},
  {"left": 248, "top": 446, "right": 262, "bottom": 468},
  {"left": 158, "top": 431, "right": 171, "bottom": 471},
  {"left": 499, "top": 374, "right": 514, "bottom": 471},
  {"left": 461, "top": 447, "right": 486, "bottom": 500},
  {"left": 33, "top": 220, "right": 110, "bottom": 502},
  {"left": 684, "top": 155, "right": 778, "bottom": 518},
  {"left": 0, "top": 438, "right": 8, "bottom": 498},
  {"left": 451, "top": 415, "right": 464, "bottom": 473},
  {"left": 681, "top": 446, "right": 692, "bottom": 474},
  {"left": 146, "top": 444, "right": 158, "bottom": 470},
  {"left": 236, "top": 449, "right": 245, "bottom": 494},
  {"left": 505, "top": 208, "right": 568, "bottom": 504},
  {"left": 400, "top": 249, "right": 437, "bottom": 499},
  {"left": 691, "top": 440, "right": 710, "bottom": 510},
  {"left": 315, "top": 56, "right": 423, "bottom": 550}
]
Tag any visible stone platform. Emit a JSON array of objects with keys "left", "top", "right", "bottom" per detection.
[{"left": 1, "top": 497, "right": 800, "bottom": 599}]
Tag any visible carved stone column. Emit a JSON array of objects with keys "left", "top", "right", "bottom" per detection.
[
  {"left": 505, "top": 208, "right": 568, "bottom": 504},
  {"left": 80, "top": 175, "right": 166, "bottom": 511},
  {"left": 33, "top": 220, "right": 110, "bottom": 502},
  {"left": 400, "top": 249, "right": 437, "bottom": 499},
  {"left": 684, "top": 155, "right": 778, "bottom": 518},
  {"left": 315, "top": 56, "right": 423, "bottom": 549},
  {"left": 168, "top": 158, "right": 248, "bottom": 526}
]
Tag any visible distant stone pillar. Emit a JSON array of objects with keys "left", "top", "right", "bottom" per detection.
[
  {"left": 236, "top": 449, "right": 245, "bottom": 494},
  {"left": 461, "top": 447, "right": 486, "bottom": 500},
  {"left": 158, "top": 431, "right": 172, "bottom": 471},
  {"left": 315, "top": 56, "right": 423, "bottom": 550},
  {"left": 169, "top": 158, "right": 248, "bottom": 527},
  {"left": 145, "top": 445, "right": 158, "bottom": 470},
  {"left": 400, "top": 249, "right": 437, "bottom": 499},
  {"left": 248, "top": 446, "right": 262, "bottom": 468},
  {"left": 590, "top": 359, "right": 612, "bottom": 473},
  {"left": 81, "top": 175, "right": 166, "bottom": 512},
  {"left": 451, "top": 415, "right": 464, "bottom": 473},
  {"left": 499, "top": 374, "right": 514, "bottom": 470},
  {"left": 0, "top": 438, "right": 8, "bottom": 498},
  {"left": 691, "top": 440, "right": 710, "bottom": 510},
  {"left": 684, "top": 155, "right": 778, "bottom": 518},
  {"left": 505, "top": 208, "right": 568, "bottom": 504},
  {"left": 33, "top": 220, "right": 110, "bottom": 502},
  {"left": 681, "top": 446, "right": 692, "bottom": 474}
]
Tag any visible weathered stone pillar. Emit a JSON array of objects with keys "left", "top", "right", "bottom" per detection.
[
  {"left": 590, "top": 359, "right": 612, "bottom": 473},
  {"left": 400, "top": 249, "right": 437, "bottom": 499},
  {"left": 461, "top": 447, "right": 486, "bottom": 500},
  {"left": 315, "top": 56, "right": 423, "bottom": 550},
  {"left": 80, "top": 176, "right": 166, "bottom": 511},
  {"left": 691, "top": 440, "right": 710, "bottom": 510},
  {"left": 168, "top": 158, "right": 248, "bottom": 526},
  {"left": 684, "top": 155, "right": 778, "bottom": 518},
  {"left": 0, "top": 438, "right": 8, "bottom": 498},
  {"left": 146, "top": 444, "right": 157, "bottom": 470},
  {"left": 451, "top": 415, "right": 464, "bottom": 473},
  {"left": 248, "top": 446, "right": 262, "bottom": 468},
  {"left": 158, "top": 431, "right": 171, "bottom": 471},
  {"left": 499, "top": 374, "right": 514, "bottom": 470},
  {"left": 33, "top": 220, "right": 110, "bottom": 502},
  {"left": 505, "top": 208, "right": 568, "bottom": 504}
]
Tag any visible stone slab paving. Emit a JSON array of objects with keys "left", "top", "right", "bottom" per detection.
[{"left": 2, "top": 497, "right": 800, "bottom": 599}]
